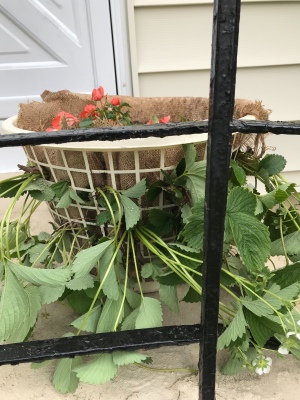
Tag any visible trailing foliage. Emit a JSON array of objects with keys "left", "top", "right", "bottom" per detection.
[{"left": 1, "top": 144, "right": 300, "bottom": 392}]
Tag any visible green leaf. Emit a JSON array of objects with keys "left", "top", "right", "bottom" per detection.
[
  {"left": 0, "top": 261, "right": 3, "bottom": 281},
  {"left": 159, "top": 285, "right": 179, "bottom": 314},
  {"left": 8, "top": 260, "right": 71, "bottom": 287},
  {"left": 227, "top": 187, "right": 256, "bottom": 215},
  {"left": 31, "top": 360, "right": 53, "bottom": 370},
  {"left": 18, "top": 237, "right": 35, "bottom": 251},
  {"left": 96, "top": 295, "right": 124, "bottom": 333},
  {"left": 258, "top": 154, "right": 286, "bottom": 176},
  {"left": 50, "top": 181, "right": 69, "bottom": 198},
  {"left": 227, "top": 213, "right": 270, "bottom": 272},
  {"left": 182, "top": 199, "right": 205, "bottom": 250},
  {"left": 67, "top": 290, "right": 92, "bottom": 314},
  {"left": 96, "top": 210, "right": 112, "bottom": 226},
  {"left": 221, "top": 355, "right": 244, "bottom": 375},
  {"left": 74, "top": 354, "right": 117, "bottom": 385},
  {"left": 27, "top": 243, "right": 50, "bottom": 264},
  {"left": 271, "top": 262, "right": 300, "bottom": 288},
  {"left": 26, "top": 178, "right": 55, "bottom": 201},
  {"left": 271, "top": 231, "right": 300, "bottom": 257},
  {"left": 69, "top": 188, "right": 85, "bottom": 204},
  {"left": 136, "top": 297, "right": 163, "bottom": 329},
  {"left": 264, "top": 283, "right": 300, "bottom": 307},
  {"left": 259, "top": 188, "right": 289, "bottom": 209},
  {"left": 112, "top": 351, "right": 148, "bottom": 366},
  {"left": 242, "top": 297, "right": 274, "bottom": 318},
  {"left": 181, "top": 203, "right": 192, "bottom": 224},
  {"left": 99, "top": 243, "right": 119, "bottom": 300},
  {"left": 53, "top": 357, "right": 82, "bottom": 394},
  {"left": 182, "top": 282, "right": 202, "bottom": 303},
  {"left": 157, "top": 271, "right": 185, "bottom": 286},
  {"left": 71, "top": 305, "right": 102, "bottom": 333},
  {"left": 38, "top": 232, "right": 51, "bottom": 242},
  {"left": 183, "top": 144, "right": 197, "bottom": 171},
  {"left": 121, "top": 179, "right": 147, "bottom": 198},
  {"left": 141, "top": 261, "right": 163, "bottom": 279},
  {"left": 0, "top": 267, "right": 41, "bottom": 342},
  {"left": 257, "top": 168, "right": 274, "bottom": 192},
  {"left": 226, "top": 187, "right": 270, "bottom": 272},
  {"left": 244, "top": 308, "right": 284, "bottom": 347},
  {"left": 217, "top": 306, "right": 247, "bottom": 350},
  {"left": 121, "top": 308, "right": 139, "bottom": 331},
  {"left": 66, "top": 274, "right": 94, "bottom": 290},
  {"left": 71, "top": 239, "right": 113, "bottom": 278},
  {"left": 0, "top": 176, "right": 29, "bottom": 198},
  {"left": 185, "top": 165, "right": 206, "bottom": 204},
  {"left": 120, "top": 195, "right": 140, "bottom": 230},
  {"left": 55, "top": 189, "right": 72, "bottom": 208},
  {"left": 290, "top": 348, "right": 300, "bottom": 360},
  {"left": 39, "top": 285, "right": 65, "bottom": 304},
  {"left": 25, "top": 286, "right": 42, "bottom": 329},
  {"left": 230, "top": 160, "right": 247, "bottom": 186},
  {"left": 124, "top": 287, "right": 141, "bottom": 309},
  {"left": 148, "top": 209, "right": 174, "bottom": 236}
]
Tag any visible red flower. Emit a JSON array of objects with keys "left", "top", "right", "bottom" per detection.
[
  {"left": 147, "top": 120, "right": 153, "bottom": 125},
  {"left": 46, "top": 127, "right": 57, "bottom": 132},
  {"left": 92, "top": 86, "right": 104, "bottom": 101},
  {"left": 159, "top": 116, "right": 171, "bottom": 124},
  {"left": 110, "top": 97, "right": 120, "bottom": 106},
  {"left": 81, "top": 104, "right": 98, "bottom": 119},
  {"left": 51, "top": 111, "right": 78, "bottom": 130}
]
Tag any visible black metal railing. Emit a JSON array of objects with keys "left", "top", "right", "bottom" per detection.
[{"left": 1, "top": 0, "right": 300, "bottom": 399}]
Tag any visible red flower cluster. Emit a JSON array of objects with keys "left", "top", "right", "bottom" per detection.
[
  {"left": 81, "top": 104, "right": 99, "bottom": 119},
  {"left": 92, "top": 86, "right": 104, "bottom": 101},
  {"left": 46, "top": 111, "right": 79, "bottom": 132},
  {"left": 46, "top": 86, "right": 169, "bottom": 131},
  {"left": 110, "top": 97, "right": 120, "bottom": 106},
  {"left": 147, "top": 115, "right": 171, "bottom": 125}
]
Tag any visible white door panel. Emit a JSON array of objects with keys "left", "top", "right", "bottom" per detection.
[
  {"left": 0, "top": 0, "right": 116, "bottom": 118},
  {"left": 0, "top": 0, "right": 117, "bottom": 172}
]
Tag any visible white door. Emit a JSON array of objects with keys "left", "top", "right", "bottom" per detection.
[
  {"left": 0, "top": 0, "right": 117, "bottom": 117},
  {"left": 0, "top": 0, "right": 117, "bottom": 171}
]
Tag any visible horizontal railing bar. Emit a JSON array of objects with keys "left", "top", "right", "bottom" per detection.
[
  {"left": 1, "top": 120, "right": 300, "bottom": 148},
  {"left": 232, "top": 120, "right": 300, "bottom": 135},
  {"left": 0, "top": 324, "right": 203, "bottom": 366},
  {"left": 0, "top": 323, "right": 279, "bottom": 366}
]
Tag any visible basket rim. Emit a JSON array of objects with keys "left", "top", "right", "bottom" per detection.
[{"left": 1, "top": 115, "right": 209, "bottom": 152}]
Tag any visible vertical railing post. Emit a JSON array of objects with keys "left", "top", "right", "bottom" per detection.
[{"left": 199, "top": 0, "right": 241, "bottom": 399}]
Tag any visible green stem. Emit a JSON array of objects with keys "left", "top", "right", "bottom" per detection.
[
  {"left": 76, "top": 231, "right": 127, "bottom": 335},
  {"left": 96, "top": 188, "right": 117, "bottom": 235},
  {"left": 279, "top": 217, "right": 289, "bottom": 265},
  {"left": 113, "top": 235, "right": 130, "bottom": 331},
  {"left": 129, "top": 231, "right": 144, "bottom": 298},
  {"left": 134, "top": 362, "right": 198, "bottom": 375},
  {"left": 0, "top": 174, "right": 38, "bottom": 261}
]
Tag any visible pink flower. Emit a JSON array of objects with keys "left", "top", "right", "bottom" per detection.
[
  {"left": 92, "top": 86, "right": 105, "bottom": 101},
  {"left": 46, "top": 127, "right": 57, "bottom": 132},
  {"left": 147, "top": 120, "right": 153, "bottom": 125},
  {"left": 110, "top": 97, "right": 120, "bottom": 106},
  {"left": 81, "top": 104, "right": 98, "bottom": 119},
  {"left": 159, "top": 116, "right": 171, "bottom": 124},
  {"left": 51, "top": 111, "right": 78, "bottom": 130}
]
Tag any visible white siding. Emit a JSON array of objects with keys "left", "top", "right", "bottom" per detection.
[{"left": 127, "top": 0, "right": 300, "bottom": 180}]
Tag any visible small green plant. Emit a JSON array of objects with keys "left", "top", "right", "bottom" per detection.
[{"left": 1, "top": 143, "right": 300, "bottom": 393}]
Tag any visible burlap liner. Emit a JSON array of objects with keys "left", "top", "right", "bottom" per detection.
[
  {"left": 17, "top": 91, "right": 271, "bottom": 245},
  {"left": 17, "top": 90, "right": 271, "bottom": 187}
]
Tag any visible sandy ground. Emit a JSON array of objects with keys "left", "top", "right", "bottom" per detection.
[{"left": 1, "top": 172, "right": 300, "bottom": 400}]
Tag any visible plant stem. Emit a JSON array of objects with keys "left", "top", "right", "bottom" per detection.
[
  {"left": 134, "top": 362, "right": 198, "bottom": 375},
  {"left": 76, "top": 231, "right": 127, "bottom": 335}
]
